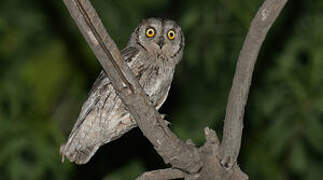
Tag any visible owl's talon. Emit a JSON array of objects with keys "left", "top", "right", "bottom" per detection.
[
  {"left": 160, "top": 114, "right": 167, "bottom": 119},
  {"left": 160, "top": 114, "right": 171, "bottom": 126},
  {"left": 164, "top": 120, "right": 171, "bottom": 126}
]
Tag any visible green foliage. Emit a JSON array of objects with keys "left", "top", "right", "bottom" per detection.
[
  {"left": 246, "top": 12, "right": 323, "bottom": 179},
  {"left": 103, "top": 161, "right": 145, "bottom": 180},
  {"left": 0, "top": 0, "right": 322, "bottom": 179}
]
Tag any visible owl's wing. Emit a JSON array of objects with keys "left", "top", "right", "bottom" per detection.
[
  {"left": 73, "top": 46, "right": 139, "bottom": 130},
  {"left": 121, "top": 46, "right": 139, "bottom": 63},
  {"left": 60, "top": 46, "right": 139, "bottom": 164}
]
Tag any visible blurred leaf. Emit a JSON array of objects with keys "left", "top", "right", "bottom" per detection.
[{"left": 103, "top": 160, "right": 145, "bottom": 180}]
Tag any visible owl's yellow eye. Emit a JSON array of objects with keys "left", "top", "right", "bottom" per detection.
[
  {"left": 167, "top": 30, "right": 176, "bottom": 40},
  {"left": 145, "top": 28, "right": 155, "bottom": 38}
]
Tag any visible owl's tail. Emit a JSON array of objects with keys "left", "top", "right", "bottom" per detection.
[
  {"left": 60, "top": 110, "right": 138, "bottom": 164},
  {"left": 59, "top": 134, "right": 100, "bottom": 165}
]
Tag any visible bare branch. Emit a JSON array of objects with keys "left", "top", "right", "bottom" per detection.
[
  {"left": 62, "top": 0, "right": 201, "bottom": 173},
  {"left": 220, "top": 0, "right": 288, "bottom": 168},
  {"left": 136, "top": 168, "right": 185, "bottom": 180},
  {"left": 61, "top": 0, "right": 287, "bottom": 178}
]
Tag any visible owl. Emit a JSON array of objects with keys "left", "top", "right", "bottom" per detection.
[{"left": 60, "top": 18, "right": 185, "bottom": 164}]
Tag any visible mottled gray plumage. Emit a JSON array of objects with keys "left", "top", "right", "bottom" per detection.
[{"left": 60, "top": 18, "right": 185, "bottom": 164}]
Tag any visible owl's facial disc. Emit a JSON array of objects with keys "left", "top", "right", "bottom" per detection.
[{"left": 137, "top": 18, "right": 184, "bottom": 60}]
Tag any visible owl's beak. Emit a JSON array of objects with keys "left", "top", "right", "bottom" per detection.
[{"left": 157, "top": 36, "right": 165, "bottom": 49}]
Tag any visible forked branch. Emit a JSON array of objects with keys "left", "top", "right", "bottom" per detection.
[{"left": 61, "top": 0, "right": 287, "bottom": 179}]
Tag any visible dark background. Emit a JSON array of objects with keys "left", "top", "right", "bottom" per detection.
[{"left": 1, "top": 0, "right": 323, "bottom": 179}]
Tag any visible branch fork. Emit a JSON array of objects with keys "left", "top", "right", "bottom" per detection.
[{"left": 62, "top": 0, "right": 288, "bottom": 179}]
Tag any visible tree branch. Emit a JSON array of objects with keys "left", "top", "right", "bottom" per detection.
[
  {"left": 220, "top": 0, "right": 288, "bottom": 168},
  {"left": 136, "top": 168, "right": 185, "bottom": 180},
  {"left": 62, "top": 0, "right": 201, "bottom": 174}
]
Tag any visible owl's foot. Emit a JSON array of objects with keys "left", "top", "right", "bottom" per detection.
[
  {"left": 160, "top": 114, "right": 167, "bottom": 119},
  {"left": 160, "top": 114, "right": 171, "bottom": 126},
  {"left": 157, "top": 113, "right": 173, "bottom": 137}
]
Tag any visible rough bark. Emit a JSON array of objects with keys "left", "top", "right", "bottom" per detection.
[
  {"left": 220, "top": 0, "right": 288, "bottom": 168},
  {"left": 61, "top": 0, "right": 288, "bottom": 179}
]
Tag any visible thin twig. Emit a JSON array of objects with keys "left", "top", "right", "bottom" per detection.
[
  {"left": 136, "top": 168, "right": 185, "bottom": 180},
  {"left": 220, "top": 0, "right": 288, "bottom": 168},
  {"left": 62, "top": 0, "right": 201, "bottom": 173}
]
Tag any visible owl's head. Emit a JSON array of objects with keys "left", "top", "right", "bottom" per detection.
[{"left": 130, "top": 18, "right": 184, "bottom": 63}]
